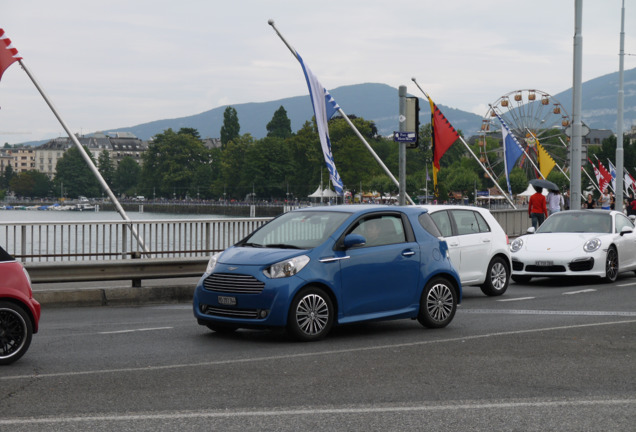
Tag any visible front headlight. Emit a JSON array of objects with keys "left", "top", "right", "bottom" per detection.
[
  {"left": 510, "top": 238, "right": 524, "bottom": 253},
  {"left": 205, "top": 252, "right": 221, "bottom": 275},
  {"left": 584, "top": 238, "right": 602, "bottom": 252},
  {"left": 263, "top": 255, "right": 310, "bottom": 279}
]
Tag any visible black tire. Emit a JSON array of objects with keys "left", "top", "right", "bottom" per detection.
[
  {"left": 0, "top": 301, "right": 33, "bottom": 365},
  {"left": 511, "top": 275, "right": 532, "bottom": 284},
  {"left": 417, "top": 277, "right": 457, "bottom": 329},
  {"left": 287, "top": 286, "right": 334, "bottom": 342},
  {"left": 605, "top": 246, "right": 619, "bottom": 283},
  {"left": 205, "top": 323, "right": 238, "bottom": 333},
  {"left": 480, "top": 256, "right": 510, "bottom": 296}
]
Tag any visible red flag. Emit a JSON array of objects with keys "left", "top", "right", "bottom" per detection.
[
  {"left": 0, "top": 28, "right": 22, "bottom": 82},
  {"left": 428, "top": 97, "right": 459, "bottom": 192},
  {"left": 596, "top": 158, "right": 612, "bottom": 192}
]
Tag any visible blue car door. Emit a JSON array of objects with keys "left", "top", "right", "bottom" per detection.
[{"left": 338, "top": 214, "right": 421, "bottom": 320}]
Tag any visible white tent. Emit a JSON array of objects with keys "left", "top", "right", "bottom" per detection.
[
  {"left": 308, "top": 186, "right": 338, "bottom": 199},
  {"left": 517, "top": 184, "right": 548, "bottom": 197}
]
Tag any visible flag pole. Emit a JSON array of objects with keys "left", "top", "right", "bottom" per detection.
[
  {"left": 17, "top": 59, "right": 149, "bottom": 254},
  {"left": 526, "top": 128, "right": 569, "bottom": 180},
  {"left": 268, "top": 20, "right": 414, "bottom": 205},
  {"left": 411, "top": 78, "right": 516, "bottom": 209}
]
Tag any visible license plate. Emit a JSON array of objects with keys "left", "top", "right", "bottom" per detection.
[
  {"left": 218, "top": 295, "right": 237, "bottom": 306},
  {"left": 535, "top": 260, "right": 553, "bottom": 266}
]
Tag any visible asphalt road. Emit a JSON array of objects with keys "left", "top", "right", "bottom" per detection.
[{"left": 2, "top": 276, "right": 636, "bottom": 431}]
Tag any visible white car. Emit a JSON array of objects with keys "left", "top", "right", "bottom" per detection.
[
  {"left": 510, "top": 210, "right": 636, "bottom": 283},
  {"left": 418, "top": 205, "right": 511, "bottom": 296}
]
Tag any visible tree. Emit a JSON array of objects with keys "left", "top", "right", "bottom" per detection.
[
  {"left": 219, "top": 134, "right": 253, "bottom": 199},
  {"left": 178, "top": 128, "right": 201, "bottom": 140},
  {"left": 266, "top": 106, "right": 292, "bottom": 139},
  {"left": 2, "top": 164, "right": 14, "bottom": 190},
  {"left": 98, "top": 150, "right": 115, "bottom": 188},
  {"left": 141, "top": 129, "right": 211, "bottom": 198},
  {"left": 53, "top": 146, "right": 100, "bottom": 198},
  {"left": 220, "top": 106, "right": 240, "bottom": 146},
  {"left": 114, "top": 156, "right": 141, "bottom": 196}
]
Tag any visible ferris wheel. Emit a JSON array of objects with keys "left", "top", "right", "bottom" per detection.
[{"left": 478, "top": 89, "right": 571, "bottom": 183}]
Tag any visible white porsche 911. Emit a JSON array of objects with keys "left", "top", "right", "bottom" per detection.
[{"left": 510, "top": 210, "right": 636, "bottom": 283}]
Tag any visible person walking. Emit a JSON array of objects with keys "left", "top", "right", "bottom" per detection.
[
  {"left": 585, "top": 193, "right": 596, "bottom": 209},
  {"left": 546, "top": 189, "right": 564, "bottom": 215},
  {"left": 598, "top": 188, "right": 611, "bottom": 210},
  {"left": 528, "top": 186, "right": 548, "bottom": 229}
]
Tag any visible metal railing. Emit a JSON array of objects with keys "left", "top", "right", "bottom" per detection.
[{"left": 0, "top": 218, "right": 271, "bottom": 262}]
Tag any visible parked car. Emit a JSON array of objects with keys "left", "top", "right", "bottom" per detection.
[
  {"left": 510, "top": 210, "right": 636, "bottom": 283},
  {"left": 0, "top": 246, "right": 41, "bottom": 365},
  {"left": 193, "top": 205, "right": 462, "bottom": 341},
  {"left": 418, "top": 205, "right": 511, "bottom": 296}
]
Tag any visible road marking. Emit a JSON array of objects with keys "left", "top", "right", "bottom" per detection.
[
  {"left": 463, "top": 309, "right": 636, "bottom": 316},
  {"left": 0, "top": 398, "right": 634, "bottom": 425},
  {"left": 617, "top": 282, "right": 636, "bottom": 287},
  {"left": 563, "top": 289, "right": 596, "bottom": 295},
  {"left": 98, "top": 327, "right": 172, "bottom": 335},
  {"left": 2, "top": 318, "right": 635, "bottom": 382},
  {"left": 497, "top": 297, "right": 535, "bottom": 302}
]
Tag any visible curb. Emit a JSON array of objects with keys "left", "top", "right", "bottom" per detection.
[{"left": 33, "top": 285, "right": 195, "bottom": 308}]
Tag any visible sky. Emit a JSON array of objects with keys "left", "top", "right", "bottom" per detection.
[{"left": 1, "top": 0, "right": 635, "bottom": 145}]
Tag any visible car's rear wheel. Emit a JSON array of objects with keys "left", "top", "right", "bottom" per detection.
[
  {"left": 605, "top": 246, "right": 618, "bottom": 282},
  {"left": 417, "top": 277, "right": 457, "bottom": 329},
  {"left": 0, "top": 301, "right": 33, "bottom": 365},
  {"left": 480, "top": 256, "right": 510, "bottom": 296},
  {"left": 287, "top": 286, "right": 334, "bottom": 342},
  {"left": 511, "top": 275, "right": 532, "bottom": 284}
]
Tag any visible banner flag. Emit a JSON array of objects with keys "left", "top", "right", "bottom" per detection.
[
  {"left": 536, "top": 142, "right": 556, "bottom": 179},
  {"left": 608, "top": 159, "right": 617, "bottom": 192},
  {"left": 0, "top": 28, "right": 22, "bottom": 82},
  {"left": 298, "top": 54, "right": 344, "bottom": 196},
  {"left": 596, "top": 157, "right": 613, "bottom": 192},
  {"left": 493, "top": 112, "right": 524, "bottom": 195},
  {"left": 428, "top": 97, "right": 459, "bottom": 194}
]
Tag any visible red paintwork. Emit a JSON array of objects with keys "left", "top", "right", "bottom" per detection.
[{"left": 0, "top": 260, "right": 41, "bottom": 332}]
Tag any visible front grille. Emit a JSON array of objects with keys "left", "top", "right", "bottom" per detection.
[
  {"left": 569, "top": 258, "right": 595, "bottom": 271},
  {"left": 200, "top": 304, "right": 260, "bottom": 319},
  {"left": 204, "top": 273, "right": 265, "bottom": 294},
  {"left": 512, "top": 260, "right": 524, "bottom": 271},
  {"left": 525, "top": 265, "right": 566, "bottom": 272}
]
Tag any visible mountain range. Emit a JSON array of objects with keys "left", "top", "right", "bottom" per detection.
[{"left": 28, "top": 67, "right": 636, "bottom": 145}]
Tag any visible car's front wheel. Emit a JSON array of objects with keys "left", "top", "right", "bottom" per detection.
[
  {"left": 0, "top": 301, "right": 33, "bottom": 365},
  {"left": 287, "top": 286, "right": 334, "bottom": 342},
  {"left": 417, "top": 277, "right": 457, "bottom": 329},
  {"left": 480, "top": 256, "right": 510, "bottom": 296},
  {"left": 605, "top": 246, "right": 619, "bottom": 282}
]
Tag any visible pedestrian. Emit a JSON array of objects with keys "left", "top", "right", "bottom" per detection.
[
  {"left": 546, "top": 189, "right": 564, "bottom": 215},
  {"left": 585, "top": 193, "right": 596, "bottom": 209},
  {"left": 598, "top": 188, "right": 611, "bottom": 210},
  {"left": 627, "top": 192, "right": 636, "bottom": 216},
  {"left": 563, "top": 190, "right": 570, "bottom": 210},
  {"left": 528, "top": 186, "right": 548, "bottom": 229}
]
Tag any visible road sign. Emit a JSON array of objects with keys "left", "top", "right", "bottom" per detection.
[{"left": 393, "top": 131, "right": 417, "bottom": 143}]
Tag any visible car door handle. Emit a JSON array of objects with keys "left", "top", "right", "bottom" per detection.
[
  {"left": 482, "top": 239, "right": 491, "bottom": 243},
  {"left": 402, "top": 250, "right": 416, "bottom": 257},
  {"left": 449, "top": 242, "right": 459, "bottom": 247}
]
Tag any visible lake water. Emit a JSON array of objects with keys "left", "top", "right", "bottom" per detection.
[{"left": 0, "top": 208, "right": 234, "bottom": 223}]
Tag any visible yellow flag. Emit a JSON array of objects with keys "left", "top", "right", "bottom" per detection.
[{"left": 537, "top": 142, "right": 556, "bottom": 179}]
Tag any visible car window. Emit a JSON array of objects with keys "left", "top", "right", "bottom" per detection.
[
  {"left": 430, "top": 211, "right": 453, "bottom": 237},
  {"left": 351, "top": 215, "right": 406, "bottom": 247},
  {"left": 615, "top": 213, "right": 634, "bottom": 233},
  {"left": 450, "top": 210, "right": 480, "bottom": 236},
  {"left": 474, "top": 212, "right": 491, "bottom": 233},
  {"left": 418, "top": 213, "right": 442, "bottom": 238}
]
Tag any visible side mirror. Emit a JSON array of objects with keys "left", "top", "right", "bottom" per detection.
[
  {"left": 620, "top": 225, "right": 633, "bottom": 236},
  {"left": 343, "top": 233, "right": 366, "bottom": 248},
  {"left": 526, "top": 226, "right": 536, "bottom": 234}
]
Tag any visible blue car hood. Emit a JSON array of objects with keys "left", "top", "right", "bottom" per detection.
[{"left": 219, "top": 246, "right": 308, "bottom": 266}]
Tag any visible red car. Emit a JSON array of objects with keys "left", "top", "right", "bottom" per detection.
[{"left": 0, "top": 246, "right": 40, "bottom": 365}]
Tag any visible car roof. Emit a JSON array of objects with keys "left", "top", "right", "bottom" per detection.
[
  {"left": 290, "top": 204, "right": 428, "bottom": 216},
  {"left": 417, "top": 204, "right": 491, "bottom": 214}
]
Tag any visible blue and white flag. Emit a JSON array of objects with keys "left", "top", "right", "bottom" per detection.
[
  {"left": 494, "top": 112, "right": 524, "bottom": 195},
  {"left": 298, "top": 53, "right": 344, "bottom": 196},
  {"left": 608, "top": 159, "right": 617, "bottom": 192}
]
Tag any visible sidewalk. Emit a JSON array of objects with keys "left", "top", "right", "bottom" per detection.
[{"left": 32, "top": 277, "right": 200, "bottom": 308}]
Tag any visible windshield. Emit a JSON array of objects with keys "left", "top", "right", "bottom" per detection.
[
  {"left": 537, "top": 212, "right": 612, "bottom": 234},
  {"left": 241, "top": 211, "right": 351, "bottom": 249}
]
